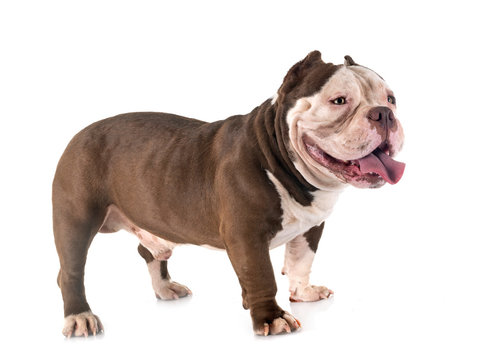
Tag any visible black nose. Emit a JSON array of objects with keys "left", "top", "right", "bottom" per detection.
[{"left": 367, "top": 106, "right": 395, "bottom": 128}]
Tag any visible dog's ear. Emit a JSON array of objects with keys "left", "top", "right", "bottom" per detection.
[
  {"left": 278, "top": 51, "right": 325, "bottom": 98},
  {"left": 344, "top": 55, "right": 358, "bottom": 66}
]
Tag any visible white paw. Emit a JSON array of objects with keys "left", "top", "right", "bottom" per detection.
[
  {"left": 289, "top": 285, "right": 334, "bottom": 302},
  {"left": 154, "top": 280, "right": 192, "bottom": 300},
  {"left": 62, "top": 311, "right": 103, "bottom": 338}
]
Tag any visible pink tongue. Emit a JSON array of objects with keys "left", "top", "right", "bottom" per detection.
[{"left": 356, "top": 149, "right": 405, "bottom": 184}]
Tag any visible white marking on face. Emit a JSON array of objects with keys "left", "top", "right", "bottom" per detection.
[
  {"left": 285, "top": 65, "right": 404, "bottom": 189},
  {"left": 267, "top": 171, "right": 341, "bottom": 249},
  {"left": 388, "top": 125, "right": 405, "bottom": 155}
]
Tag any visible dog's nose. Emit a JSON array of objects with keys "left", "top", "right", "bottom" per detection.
[{"left": 367, "top": 106, "right": 395, "bottom": 128}]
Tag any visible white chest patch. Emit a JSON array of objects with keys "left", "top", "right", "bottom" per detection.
[{"left": 267, "top": 171, "right": 341, "bottom": 249}]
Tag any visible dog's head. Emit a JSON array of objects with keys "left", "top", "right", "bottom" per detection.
[{"left": 275, "top": 51, "right": 405, "bottom": 190}]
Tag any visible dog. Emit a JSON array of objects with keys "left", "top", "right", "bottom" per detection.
[{"left": 53, "top": 51, "right": 405, "bottom": 337}]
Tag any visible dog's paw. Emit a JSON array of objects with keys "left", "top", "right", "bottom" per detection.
[
  {"left": 155, "top": 280, "right": 192, "bottom": 300},
  {"left": 62, "top": 311, "right": 103, "bottom": 338},
  {"left": 289, "top": 285, "right": 334, "bottom": 302},
  {"left": 254, "top": 312, "right": 301, "bottom": 336}
]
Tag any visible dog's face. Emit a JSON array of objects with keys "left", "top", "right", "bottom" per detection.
[{"left": 277, "top": 51, "right": 405, "bottom": 190}]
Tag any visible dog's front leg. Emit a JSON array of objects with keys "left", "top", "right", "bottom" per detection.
[
  {"left": 224, "top": 232, "right": 301, "bottom": 336},
  {"left": 282, "top": 223, "right": 334, "bottom": 302}
]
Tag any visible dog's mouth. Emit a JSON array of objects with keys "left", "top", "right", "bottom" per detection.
[{"left": 303, "top": 137, "right": 405, "bottom": 186}]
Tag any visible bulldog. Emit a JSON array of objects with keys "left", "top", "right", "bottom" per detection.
[{"left": 53, "top": 51, "right": 405, "bottom": 337}]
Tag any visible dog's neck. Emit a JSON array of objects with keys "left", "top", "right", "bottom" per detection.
[{"left": 247, "top": 99, "right": 318, "bottom": 206}]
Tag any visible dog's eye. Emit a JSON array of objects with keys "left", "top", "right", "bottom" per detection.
[
  {"left": 332, "top": 97, "right": 346, "bottom": 105},
  {"left": 387, "top": 95, "right": 396, "bottom": 105}
]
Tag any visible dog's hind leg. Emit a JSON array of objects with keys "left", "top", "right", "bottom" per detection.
[
  {"left": 137, "top": 244, "right": 192, "bottom": 300},
  {"left": 53, "top": 199, "right": 105, "bottom": 337}
]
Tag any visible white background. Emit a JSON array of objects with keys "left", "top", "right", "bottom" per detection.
[{"left": 1, "top": 0, "right": 477, "bottom": 359}]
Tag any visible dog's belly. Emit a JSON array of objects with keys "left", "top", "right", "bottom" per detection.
[
  {"left": 100, "top": 205, "right": 177, "bottom": 260},
  {"left": 99, "top": 170, "right": 341, "bottom": 256},
  {"left": 100, "top": 204, "right": 319, "bottom": 254}
]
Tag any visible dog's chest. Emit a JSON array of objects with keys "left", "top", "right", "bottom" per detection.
[{"left": 267, "top": 171, "right": 341, "bottom": 249}]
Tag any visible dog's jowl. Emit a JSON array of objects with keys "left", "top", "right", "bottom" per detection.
[{"left": 53, "top": 51, "right": 405, "bottom": 337}]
